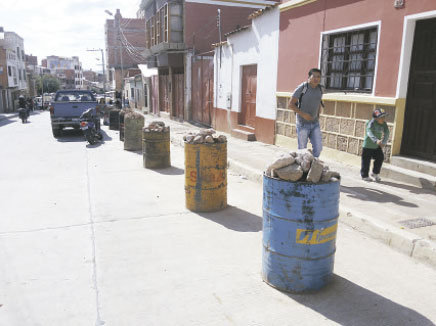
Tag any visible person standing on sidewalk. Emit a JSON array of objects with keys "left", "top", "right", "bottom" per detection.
[
  {"left": 289, "top": 68, "right": 324, "bottom": 158},
  {"left": 361, "top": 108, "right": 390, "bottom": 182}
]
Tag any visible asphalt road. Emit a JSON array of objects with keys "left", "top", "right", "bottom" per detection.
[{"left": 0, "top": 111, "right": 435, "bottom": 326}]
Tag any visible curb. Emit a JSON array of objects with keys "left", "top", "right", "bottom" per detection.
[
  {"left": 340, "top": 207, "right": 436, "bottom": 269},
  {"left": 166, "top": 124, "right": 436, "bottom": 269}
]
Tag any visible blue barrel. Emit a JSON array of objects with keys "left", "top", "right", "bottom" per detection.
[{"left": 262, "top": 175, "right": 340, "bottom": 293}]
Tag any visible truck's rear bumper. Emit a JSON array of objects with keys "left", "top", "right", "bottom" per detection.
[{"left": 51, "top": 118, "right": 81, "bottom": 127}]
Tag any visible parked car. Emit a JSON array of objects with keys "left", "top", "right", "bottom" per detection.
[
  {"left": 50, "top": 90, "right": 98, "bottom": 137},
  {"left": 42, "top": 94, "right": 52, "bottom": 110},
  {"left": 35, "top": 96, "right": 43, "bottom": 110}
]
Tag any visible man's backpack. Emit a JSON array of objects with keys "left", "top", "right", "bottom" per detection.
[{"left": 297, "top": 82, "right": 325, "bottom": 109}]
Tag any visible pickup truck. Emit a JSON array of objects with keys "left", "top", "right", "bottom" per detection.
[{"left": 50, "top": 90, "right": 98, "bottom": 137}]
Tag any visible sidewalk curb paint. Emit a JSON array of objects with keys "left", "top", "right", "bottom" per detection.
[{"left": 340, "top": 208, "right": 436, "bottom": 269}]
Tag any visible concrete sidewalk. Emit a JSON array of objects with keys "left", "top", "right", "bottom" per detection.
[{"left": 142, "top": 113, "right": 436, "bottom": 268}]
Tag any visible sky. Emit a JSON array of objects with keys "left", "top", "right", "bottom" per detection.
[{"left": 0, "top": 0, "right": 141, "bottom": 72}]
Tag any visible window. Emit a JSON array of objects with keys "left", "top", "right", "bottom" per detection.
[
  {"left": 156, "top": 9, "right": 161, "bottom": 44},
  {"left": 146, "top": 19, "right": 151, "bottom": 48},
  {"left": 8, "top": 66, "right": 11, "bottom": 76},
  {"left": 144, "top": 84, "right": 148, "bottom": 107},
  {"left": 321, "top": 27, "right": 378, "bottom": 92},
  {"left": 131, "top": 87, "right": 134, "bottom": 99},
  {"left": 151, "top": 16, "right": 155, "bottom": 46},
  {"left": 18, "top": 69, "right": 21, "bottom": 80},
  {"left": 163, "top": 4, "right": 168, "bottom": 42}
]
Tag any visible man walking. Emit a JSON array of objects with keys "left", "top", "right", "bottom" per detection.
[{"left": 289, "top": 68, "right": 324, "bottom": 158}]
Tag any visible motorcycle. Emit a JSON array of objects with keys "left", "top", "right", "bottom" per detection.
[
  {"left": 79, "top": 108, "right": 103, "bottom": 145},
  {"left": 18, "top": 107, "right": 29, "bottom": 123}
]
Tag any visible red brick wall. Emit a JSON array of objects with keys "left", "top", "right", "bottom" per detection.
[
  {"left": 105, "top": 18, "right": 146, "bottom": 68},
  {"left": 184, "top": 3, "right": 256, "bottom": 54}
]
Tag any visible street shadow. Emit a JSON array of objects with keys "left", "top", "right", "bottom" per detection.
[
  {"left": 341, "top": 185, "right": 418, "bottom": 208},
  {"left": 380, "top": 180, "right": 436, "bottom": 195},
  {"left": 151, "top": 166, "right": 184, "bottom": 175},
  {"left": 57, "top": 129, "right": 111, "bottom": 144},
  {"left": 56, "top": 129, "right": 84, "bottom": 143},
  {"left": 0, "top": 116, "right": 17, "bottom": 127},
  {"left": 99, "top": 129, "right": 112, "bottom": 141},
  {"left": 124, "top": 149, "right": 143, "bottom": 155},
  {"left": 284, "top": 274, "right": 434, "bottom": 326},
  {"left": 197, "top": 205, "right": 262, "bottom": 232}
]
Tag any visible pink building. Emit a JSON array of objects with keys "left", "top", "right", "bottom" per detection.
[{"left": 275, "top": 0, "right": 436, "bottom": 162}]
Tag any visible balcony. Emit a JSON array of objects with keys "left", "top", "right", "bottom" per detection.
[{"left": 144, "top": 0, "right": 184, "bottom": 58}]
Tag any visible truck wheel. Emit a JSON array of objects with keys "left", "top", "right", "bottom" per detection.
[{"left": 52, "top": 127, "right": 61, "bottom": 138}]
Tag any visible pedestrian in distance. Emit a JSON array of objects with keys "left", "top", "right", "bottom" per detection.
[
  {"left": 27, "top": 98, "right": 34, "bottom": 112},
  {"left": 360, "top": 107, "right": 390, "bottom": 182},
  {"left": 289, "top": 68, "right": 325, "bottom": 158}
]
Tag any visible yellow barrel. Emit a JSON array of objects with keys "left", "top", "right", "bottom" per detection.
[
  {"left": 185, "top": 141, "right": 227, "bottom": 212},
  {"left": 142, "top": 128, "right": 171, "bottom": 169}
]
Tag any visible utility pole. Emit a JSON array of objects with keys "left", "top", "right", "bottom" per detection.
[
  {"left": 217, "top": 9, "right": 222, "bottom": 68},
  {"left": 87, "top": 49, "right": 107, "bottom": 96}
]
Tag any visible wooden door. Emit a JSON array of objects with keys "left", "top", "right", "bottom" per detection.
[
  {"left": 402, "top": 18, "right": 436, "bottom": 161},
  {"left": 159, "top": 74, "right": 169, "bottom": 113},
  {"left": 202, "top": 59, "right": 214, "bottom": 126},
  {"left": 151, "top": 75, "right": 159, "bottom": 115},
  {"left": 192, "top": 60, "right": 203, "bottom": 124},
  {"left": 191, "top": 56, "right": 214, "bottom": 126},
  {"left": 173, "top": 73, "right": 184, "bottom": 121},
  {"left": 240, "top": 65, "right": 257, "bottom": 128}
]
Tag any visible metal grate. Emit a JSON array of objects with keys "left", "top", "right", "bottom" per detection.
[
  {"left": 321, "top": 27, "right": 378, "bottom": 93},
  {"left": 398, "top": 218, "right": 436, "bottom": 229}
]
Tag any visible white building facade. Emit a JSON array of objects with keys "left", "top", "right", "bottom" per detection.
[
  {"left": 213, "top": 6, "right": 279, "bottom": 144},
  {"left": 0, "top": 31, "right": 27, "bottom": 112},
  {"left": 5, "top": 32, "right": 27, "bottom": 92}
]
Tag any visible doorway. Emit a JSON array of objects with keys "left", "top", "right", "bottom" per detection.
[
  {"left": 402, "top": 18, "right": 436, "bottom": 161},
  {"left": 240, "top": 65, "right": 257, "bottom": 128}
]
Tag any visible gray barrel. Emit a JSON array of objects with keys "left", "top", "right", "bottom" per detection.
[
  {"left": 142, "top": 128, "right": 171, "bottom": 169},
  {"left": 124, "top": 111, "right": 144, "bottom": 151},
  {"left": 109, "top": 109, "right": 120, "bottom": 130},
  {"left": 119, "top": 110, "right": 125, "bottom": 141}
]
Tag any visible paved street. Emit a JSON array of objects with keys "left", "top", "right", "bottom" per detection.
[{"left": 1, "top": 112, "right": 436, "bottom": 326}]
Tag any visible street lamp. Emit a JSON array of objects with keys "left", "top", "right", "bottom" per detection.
[{"left": 105, "top": 9, "right": 124, "bottom": 106}]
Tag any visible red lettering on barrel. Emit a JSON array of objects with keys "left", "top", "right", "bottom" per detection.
[{"left": 190, "top": 170, "right": 197, "bottom": 182}]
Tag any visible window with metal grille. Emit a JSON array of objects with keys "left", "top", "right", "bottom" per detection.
[{"left": 321, "top": 27, "right": 378, "bottom": 92}]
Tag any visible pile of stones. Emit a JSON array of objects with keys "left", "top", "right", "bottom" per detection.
[
  {"left": 265, "top": 149, "right": 340, "bottom": 183},
  {"left": 183, "top": 129, "right": 227, "bottom": 144},
  {"left": 143, "top": 120, "right": 169, "bottom": 132}
]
